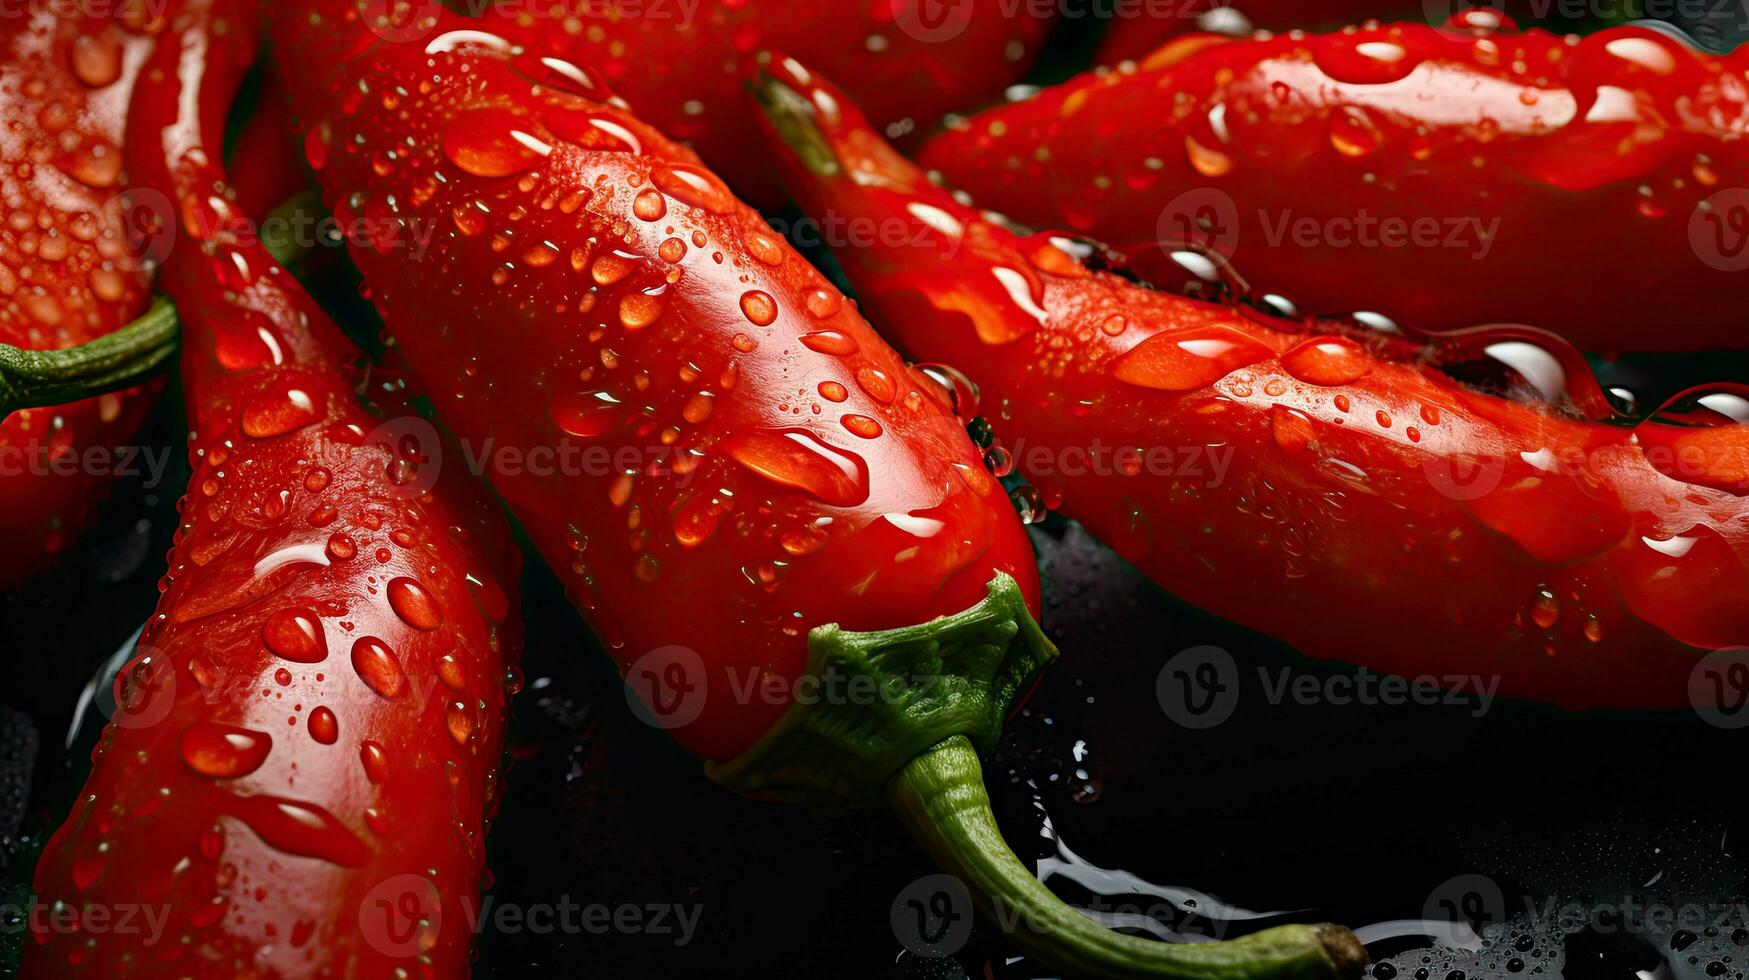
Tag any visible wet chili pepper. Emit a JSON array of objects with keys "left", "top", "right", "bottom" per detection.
[
  {"left": 361, "top": 0, "right": 1055, "bottom": 208},
  {"left": 754, "top": 55, "right": 1749, "bottom": 712},
  {"left": 263, "top": 4, "right": 1366, "bottom": 976},
  {"left": 0, "top": 7, "right": 164, "bottom": 588},
  {"left": 917, "top": 18, "right": 1749, "bottom": 352},
  {"left": 1096, "top": 2, "right": 1528, "bottom": 66},
  {"left": 25, "top": 3, "right": 523, "bottom": 975}
]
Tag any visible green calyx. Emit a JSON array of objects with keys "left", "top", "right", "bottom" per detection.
[
  {"left": 707, "top": 571, "right": 1056, "bottom": 812},
  {"left": 0, "top": 300, "right": 179, "bottom": 417},
  {"left": 710, "top": 572, "right": 1367, "bottom": 978}
]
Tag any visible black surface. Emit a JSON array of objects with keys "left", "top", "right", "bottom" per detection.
[{"left": 5, "top": 10, "right": 1749, "bottom": 980}]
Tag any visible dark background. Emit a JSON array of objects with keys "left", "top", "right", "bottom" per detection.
[{"left": 6, "top": 7, "right": 1749, "bottom": 979}]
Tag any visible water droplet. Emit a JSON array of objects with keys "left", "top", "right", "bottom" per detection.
[
  {"left": 726, "top": 429, "right": 871, "bottom": 507},
  {"left": 1281, "top": 336, "right": 1372, "bottom": 386},
  {"left": 633, "top": 188, "right": 667, "bottom": 221},
  {"left": 855, "top": 368, "right": 896, "bottom": 403},
  {"left": 805, "top": 288, "right": 841, "bottom": 318},
  {"left": 1011, "top": 485, "right": 1047, "bottom": 524},
  {"left": 1634, "top": 384, "right": 1749, "bottom": 495},
  {"left": 443, "top": 109, "right": 551, "bottom": 177},
  {"left": 241, "top": 385, "right": 320, "bottom": 438},
  {"left": 554, "top": 389, "right": 622, "bottom": 438},
  {"left": 359, "top": 741, "right": 390, "bottom": 783},
  {"left": 446, "top": 702, "right": 475, "bottom": 744},
  {"left": 1530, "top": 587, "right": 1561, "bottom": 629},
  {"left": 803, "top": 329, "right": 863, "bottom": 356},
  {"left": 264, "top": 608, "right": 328, "bottom": 663},
  {"left": 326, "top": 532, "right": 357, "bottom": 561},
  {"left": 1112, "top": 327, "right": 1273, "bottom": 391},
  {"left": 307, "top": 707, "right": 338, "bottom": 744},
  {"left": 226, "top": 795, "right": 369, "bottom": 867},
  {"left": 841, "top": 414, "right": 883, "bottom": 439},
  {"left": 387, "top": 577, "right": 444, "bottom": 631},
  {"left": 1328, "top": 106, "right": 1383, "bottom": 157},
  {"left": 740, "top": 290, "right": 779, "bottom": 326},
  {"left": 650, "top": 162, "right": 735, "bottom": 213},
  {"left": 619, "top": 289, "right": 665, "bottom": 330},
  {"left": 179, "top": 722, "right": 272, "bottom": 778},
  {"left": 351, "top": 636, "right": 408, "bottom": 698}
]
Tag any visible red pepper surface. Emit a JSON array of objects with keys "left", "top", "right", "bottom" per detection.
[
  {"left": 267, "top": 5, "right": 1365, "bottom": 977},
  {"left": 754, "top": 57, "right": 1749, "bottom": 713},
  {"left": 1096, "top": 2, "right": 1529, "bottom": 66},
  {"left": 26, "top": 3, "right": 523, "bottom": 976},
  {"left": 0, "top": 8, "right": 160, "bottom": 588},
  {"left": 408, "top": 0, "right": 1054, "bottom": 208},
  {"left": 918, "top": 19, "right": 1749, "bottom": 351}
]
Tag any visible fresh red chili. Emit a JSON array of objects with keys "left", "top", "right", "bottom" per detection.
[
  {"left": 754, "top": 56, "right": 1749, "bottom": 712},
  {"left": 0, "top": 8, "right": 163, "bottom": 588},
  {"left": 25, "top": 3, "right": 523, "bottom": 975},
  {"left": 380, "top": 0, "right": 1056, "bottom": 208},
  {"left": 1095, "top": 2, "right": 1528, "bottom": 66},
  {"left": 917, "top": 18, "right": 1749, "bottom": 351},
  {"left": 263, "top": 4, "right": 1365, "bottom": 976}
]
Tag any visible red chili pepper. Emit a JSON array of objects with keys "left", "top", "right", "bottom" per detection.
[
  {"left": 0, "top": 9, "right": 164, "bottom": 588},
  {"left": 361, "top": 0, "right": 1055, "bottom": 208},
  {"left": 25, "top": 3, "right": 523, "bottom": 976},
  {"left": 266, "top": 5, "right": 1365, "bottom": 976},
  {"left": 753, "top": 56, "right": 1749, "bottom": 713},
  {"left": 916, "top": 19, "right": 1749, "bottom": 351},
  {"left": 1096, "top": 3, "right": 1524, "bottom": 66}
]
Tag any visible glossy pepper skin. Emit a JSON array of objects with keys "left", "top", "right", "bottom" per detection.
[
  {"left": 755, "top": 57, "right": 1749, "bottom": 712},
  {"left": 1095, "top": 1, "right": 1529, "bottom": 65},
  {"left": 0, "top": 7, "right": 159, "bottom": 588},
  {"left": 424, "top": 0, "right": 1053, "bottom": 208},
  {"left": 266, "top": 8, "right": 1369, "bottom": 978},
  {"left": 269, "top": 2, "right": 1042, "bottom": 763},
  {"left": 918, "top": 19, "right": 1749, "bottom": 351},
  {"left": 26, "top": 3, "right": 523, "bottom": 976}
]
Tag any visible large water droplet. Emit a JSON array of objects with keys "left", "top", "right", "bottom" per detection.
[
  {"left": 726, "top": 429, "right": 871, "bottom": 507},
  {"left": 179, "top": 722, "right": 273, "bottom": 778},
  {"left": 351, "top": 636, "right": 408, "bottom": 699},
  {"left": 226, "top": 795, "right": 369, "bottom": 867},
  {"left": 1112, "top": 327, "right": 1273, "bottom": 391},
  {"left": 387, "top": 577, "right": 444, "bottom": 631},
  {"left": 263, "top": 608, "right": 328, "bottom": 663}
]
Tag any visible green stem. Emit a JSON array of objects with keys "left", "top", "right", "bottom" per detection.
[
  {"left": 890, "top": 737, "right": 1368, "bottom": 980},
  {"left": 0, "top": 301, "right": 179, "bottom": 416}
]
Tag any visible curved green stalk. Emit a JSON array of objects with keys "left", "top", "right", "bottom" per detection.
[
  {"left": 891, "top": 737, "right": 1367, "bottom": 979},
  {"left": 712, "top": 575, "right": 1367, "bottom": 978},
  {"left": 0, "top": 301, "right": 178, "bottom": 416}
]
